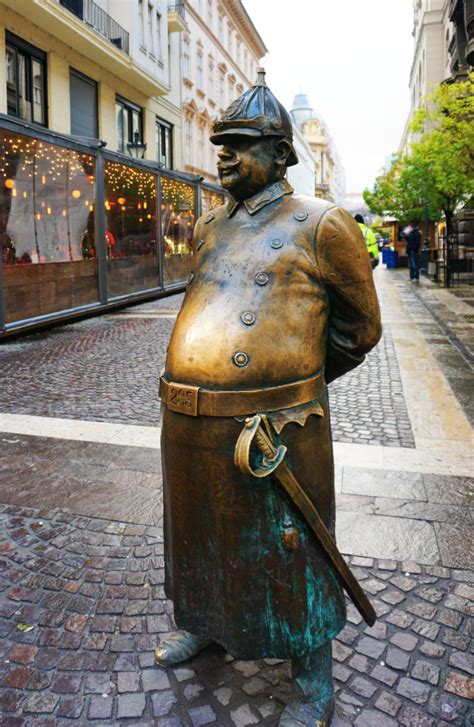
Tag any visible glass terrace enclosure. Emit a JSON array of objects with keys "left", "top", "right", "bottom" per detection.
[{"left": 0, "top": 116, "right": 225, "bottom": 336}]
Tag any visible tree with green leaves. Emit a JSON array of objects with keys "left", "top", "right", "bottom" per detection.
[{"left": 364, "top": 73, "right": 474, "bottom": 237}]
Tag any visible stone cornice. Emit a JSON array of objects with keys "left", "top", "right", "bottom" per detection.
[{"left": 221, "top": 0, "right": 268, "bottom": 58}]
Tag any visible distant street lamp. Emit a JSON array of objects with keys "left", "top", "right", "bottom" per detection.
[{"left": 128, "top": 130, "right": 147, "bottom": 159}]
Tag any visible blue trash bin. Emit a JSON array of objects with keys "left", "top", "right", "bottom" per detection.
[
  {"left": 386, "top": 250, "right": 398, "bottom": 269},
  {"left": 382, "top": 248, "right": 389, "bottom": 264}
]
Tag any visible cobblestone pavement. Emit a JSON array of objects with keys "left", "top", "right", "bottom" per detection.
[
  {"left": 0, "top": 292, "right": 415, "bottom": 448},
  {"left": 329, "top": 327, "right": 415, "bottom": 449},
  {"left": 1, "top": 505, "right": 473, "bottom": 726}
]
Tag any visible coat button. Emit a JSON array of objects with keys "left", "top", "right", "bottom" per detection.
[
  {"left": 294, "top": 210, "right": 308, "bottom": 221},
  {"left": 233, "top": 351, "right": 249, "bottom": 367},
  {"left": 271, "top": 238, "right": 283, "bottom": 249},
  {"left": 255, "top": 272, "right": 269, "bottom": 286},
  {"left": 241, "top": 311, "right": 256, "bottom": 326}
]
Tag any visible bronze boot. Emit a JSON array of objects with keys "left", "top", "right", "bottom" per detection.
[
  {"left": 278, "top": 642, "right": 334, "bottom": 726},
  {"left": 154, "top": 630, "right": 211, "bottom": 666}
]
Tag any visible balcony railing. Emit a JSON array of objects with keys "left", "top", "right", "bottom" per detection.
[
  {"left": 59, "top": 0, "right": 130, "bottom": 54},
  {"left": 168, "top": 3, "right": 185, "bottom": 20}
]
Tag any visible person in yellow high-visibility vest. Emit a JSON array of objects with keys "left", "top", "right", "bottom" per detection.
[{"left": 354, "top": 214, "right": 379, "bottom": 269}]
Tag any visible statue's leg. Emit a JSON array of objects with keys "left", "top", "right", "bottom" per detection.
[
  {"left": 278, "top": 641, "right": 334, "bottom": 726},
  {"left": 155, "top": 630, "right": 211, "bottom": 666}
]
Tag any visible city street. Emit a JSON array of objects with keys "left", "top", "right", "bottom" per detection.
[{"left": 0, "top": 266, "right": 472, "bottom": 726}]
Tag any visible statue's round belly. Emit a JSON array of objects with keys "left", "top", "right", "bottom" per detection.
[{"left": 165, "top": 291, "right": 326, "bottom": 389}]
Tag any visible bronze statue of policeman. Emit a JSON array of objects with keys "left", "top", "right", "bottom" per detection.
[{"left": 156, "top": 69, "right": 382, "bottom": 725}]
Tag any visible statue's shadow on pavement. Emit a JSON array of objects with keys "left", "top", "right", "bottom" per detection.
[{"left": 158, "top": 640, "right": 292, "bottom": 725}]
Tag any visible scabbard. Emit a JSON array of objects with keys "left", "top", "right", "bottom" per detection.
[
  {"left": 272, "top": 458, "right": 376, "bottom": 626},
  {"left": 234, "top": 416, "right": 376, "bottom": 627}
]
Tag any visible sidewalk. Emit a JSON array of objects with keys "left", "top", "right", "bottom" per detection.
[{"left": 0, "top": 267, "right": 472, "bottom": 725}]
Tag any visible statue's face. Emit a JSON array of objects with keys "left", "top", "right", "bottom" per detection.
[{"left": 216, "top": 136, "right": 278, "bottom": 201}]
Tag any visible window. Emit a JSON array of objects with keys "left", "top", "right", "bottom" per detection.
[
  {"left": 156, "top": 117, "right": 173, "bottom": 168},
  {"left": 156, "top": 12, "right": 162, "bottom": 60},
  {"left": 218, "top": 13, "right": 223, "bottom": 38},
  {"left": 228, "top": 78, "right": 234, "bottom": 105},
  {"left": 196, "top": 47, "right": 204, "bottom": 89},
  {"left": 138, "top": 0, "right": 144, "bottom": 46},
  {"left": 208, "top": 59, "right": 214, "bottom": 99},
  {"left": 6, "top": 32, "right": 47, "bottom": 126},
  {"left": 219, "top": 70, "right": 225, "bottom": 107},
  {"left": 116, "top": 96, "right": 143, "bottom": 155},
  {"left": 185, "top": 118, "right": 193, "bottom": 166},
  {"left": 183, "top": 37, "right": 190, "bottom": 78},
  {"left": 197, "top": 125, "right": 205, "bottom": 169},
  {"left": 147, "top": 3, "right": 153, "bottom": 51},
  {"left": 70, "top": 69, "right": 98, "bottom": 138},
  {"left": 208, "top": 0, "right": 213, "bottom": 27}
]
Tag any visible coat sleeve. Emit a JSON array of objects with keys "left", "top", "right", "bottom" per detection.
[{"left": 314, "top": 207, "right": 382, "bottom": 384}]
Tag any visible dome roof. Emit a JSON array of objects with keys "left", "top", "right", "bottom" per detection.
[{"left": 290, "top": 92, "right": 315, "bottom": 129}]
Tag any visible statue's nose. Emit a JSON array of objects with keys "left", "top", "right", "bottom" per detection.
[{"left": 217, "top": 148, "right": 233, "bottom": 160}]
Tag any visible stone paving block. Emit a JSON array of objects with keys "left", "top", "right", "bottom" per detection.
[
  {"left": 398, "top": 705, "right": 436, "bottom": 726},
  {"left": 230, "top": 703, "right": 260, "bottom": 725},
  {"left": 389, "top": 632, "right": 418, "bottom": 651},
  {"left": 396, "top": 676, "right": 431, "bottom": 704},
  {"left": 411, "top": 659, "right": 440, "bottom": 685},
  {"left": 385, "top": 646, "right": 410, "bottom": 671},
  {"left": 355, "top": 636, "right": 385, "bottom": 659},
  {"left": 151, "top": 689, "right": 178, "bottom": 717},
  {"left": 354, "top": 708, "right": 398, "bottom": 726},
  {"left": 142, "top": 668, "right": 170, "bottom": 691},
  {"left": 189, "top": 705, "right": 217, "bottom": 726},
  {"left": 374, "top": 690, "right": 402, "bottom": 716},
  {"left": 117, "top": 692, "right": 146, "bottom": 718},
  {"left": 443, "top": 670, "right": 474, "bottom": 700},
  {"left": 88, "top": 694, "right": 113, "bottom": 720}
]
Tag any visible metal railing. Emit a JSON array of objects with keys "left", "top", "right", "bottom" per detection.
[
  {"left": 59, "top": 0, "right": 130, "bottom": 54},
  {"left": 168, "top": 3, "right": 186, "bottom": 20}
]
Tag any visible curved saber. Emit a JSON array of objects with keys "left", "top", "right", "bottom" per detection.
[{"left": 235, "top": 414, "right": 376, "bottom": 627}]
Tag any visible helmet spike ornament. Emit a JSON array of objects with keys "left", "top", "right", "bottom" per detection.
[{"left": 210, "top": 68, "right": 298, "bottom": 167}]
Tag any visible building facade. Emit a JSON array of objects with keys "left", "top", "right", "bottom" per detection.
[
  {"left": 180, "top": 0, "right": 267, "bottom": 182},
  {"left": 290, "top": 92, "right": 345, "bottom": 206},
  {"left": 286, "top": 124, "right": 317, "bottom": 197},
  {"left": 0, "top": 0, "right": 185, "bottom": 166},
  {"left": 398, "top": 0, "right": 474, "bottom": 154}
]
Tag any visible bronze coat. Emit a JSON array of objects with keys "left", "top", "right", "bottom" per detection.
[{"left": 162, "top": 180, "right": 381, "bottom": 659}]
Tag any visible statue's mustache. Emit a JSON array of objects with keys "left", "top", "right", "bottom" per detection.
[{"left": 217, "top": 159, "right": 241, "bottom": 173}]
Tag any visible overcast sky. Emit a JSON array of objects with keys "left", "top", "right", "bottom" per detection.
[{"left": 242, "top": 0, "right": 414, "bottom": 194}]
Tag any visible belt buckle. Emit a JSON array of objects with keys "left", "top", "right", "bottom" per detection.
[{"left": 167, "top": 381, "right": 200, "bottom": 416}]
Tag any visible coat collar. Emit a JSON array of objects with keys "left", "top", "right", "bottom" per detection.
[{"left": 226, "top": 179, "right": 294, "bottom": 217}]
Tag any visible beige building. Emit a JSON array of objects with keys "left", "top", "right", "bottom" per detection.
[
  {"left": 290, "top": 93, "right": 345, "bottom": 206},
  {"left": 0, "top": 0, "right": 185, "bottom": 166},
  {"left": 180, "top": 0, "right": 267, "bottom": 182},
  {"left": 399, "top": 0, "right": 454, "bottom": 154}
]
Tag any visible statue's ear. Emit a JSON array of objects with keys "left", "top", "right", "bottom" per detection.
[{"left": 275, "top": 139, "right": 292, "bottom": 167}]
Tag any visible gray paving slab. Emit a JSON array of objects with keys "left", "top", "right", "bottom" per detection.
[
  {"left": 342, "top": 467, "right": 426, "bottom": 501},
  {"left": 336, "top": 512, "right": 440, "bottom": 565},
  {"left": 433, "top": 523, "right": 474, "bottom": 570}
]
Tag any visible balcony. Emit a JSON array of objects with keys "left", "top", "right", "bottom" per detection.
[
  {"left": 168, "top": 3, "right": 187, "bottom": 33},
  {"left": 59, "top": 0, "right": 129, "bottom": 53}
]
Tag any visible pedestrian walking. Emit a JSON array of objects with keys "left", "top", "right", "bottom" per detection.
[
  {"left": 354, "top": 214, "right": 379, "bottom": 269},
  {"left": 405, "top": 219, "right": 422, "bottom": 282},
  {"left": 155, "top": 69, "right": 382, "bottom": 726}
]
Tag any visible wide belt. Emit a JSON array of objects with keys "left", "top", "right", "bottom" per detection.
[{"left": 159, "top": 371, "right": 325, "bottom": 418}]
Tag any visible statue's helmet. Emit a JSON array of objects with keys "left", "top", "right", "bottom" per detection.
[{"left": 209, "top": 68, "right": 298, "bottom": 167}]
